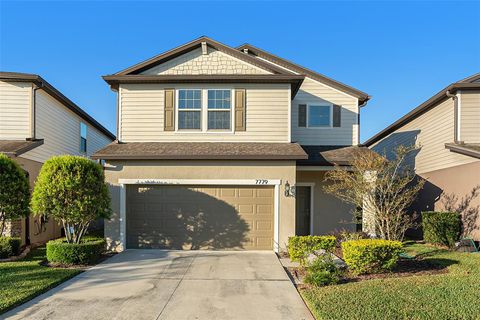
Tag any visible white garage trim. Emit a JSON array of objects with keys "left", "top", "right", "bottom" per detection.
[{"left": 118, "top": 178, "right": 282, "bottom": 252}]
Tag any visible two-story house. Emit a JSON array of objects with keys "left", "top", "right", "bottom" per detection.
[
  {"left": 93, "top": 37, "right": 371, "bottom": 252},
  {"left": 365, "top": 73, "right": 480, "bottom": 239},
  {"left": 0, "top": 72, "right": 115, "bottom": 244}
]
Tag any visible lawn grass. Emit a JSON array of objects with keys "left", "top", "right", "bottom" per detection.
[
  {"left": 301, "top": 242, "right": 480, "bottom": 320},
  {"left": 0, "top": 246, "right": 82, "bottom": 314}
]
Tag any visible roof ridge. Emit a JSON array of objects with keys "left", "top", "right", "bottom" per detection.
[{"left": 236, "top": 43, "right": 370, "bottom": 103}]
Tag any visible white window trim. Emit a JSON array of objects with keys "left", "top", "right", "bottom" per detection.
[
  {"left": 206, "top": 88, "right": 234, "bottom": 132},
  {"left": 175, "top": 88, "right": 235, "bottom": 134},
  {"left": 175, "top": 89, "right": 202, "bottom": 131},
  {"left": 296, "top": 182, "right": 315, "bottom": 235},
  {"left": 118, "top": 178, "right": 281, "bottom": 252},
  {"left": 306, "top": 103, "right": 333, "bottom": 129}
]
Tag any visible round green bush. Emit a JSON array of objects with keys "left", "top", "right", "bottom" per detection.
[
  {"left": 46, "top": 237, "right": 106, "bottom": 265},
  {"left": 31, "top": 155, "right": 111, "bottom": 244},
  {"left": 288, "top": 235, "right": 336, "bottom": 264},
  {"left": 0, "top": 154, "right": 30, "bottom": 235},
  {"left": 0, "top": 236, "right": 21, "bottom": 259}
]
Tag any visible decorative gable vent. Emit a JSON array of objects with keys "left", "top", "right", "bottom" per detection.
[{"left": 201, "top": 42, "right": 208, "bottom": 55}]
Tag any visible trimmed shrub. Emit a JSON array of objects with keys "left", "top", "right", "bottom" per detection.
[
  {"left": 0, "top": 154, "right": 30, "bottom": 235},
  {"left": 0, "top": 236, "right": 21, "bottom": 258},
  {"left": 31, "top": 155, "right": 111, "bottom": 244},
  {"left": 422, "top": 211, "right": 461, "bottom": 247},
  {"left": 304, "top": 254, "right": 343, "bottom": 286},
  {"left": 46, "top": 237, "right": 106, "bottom": 265},
  {"left": 342, "top": 239, "right": 403, "bottom": 275},
  {"left": 288, "top": 235, "right": 336, "bottom": 263}
]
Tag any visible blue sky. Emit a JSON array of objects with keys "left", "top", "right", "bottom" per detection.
[{"left": 1, "top": 1, "right": 479, "bottom": 142}]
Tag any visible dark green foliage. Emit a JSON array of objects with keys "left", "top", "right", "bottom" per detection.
[
  {"left": 46, "top": 237, "right": 106, "bottom": 265},
  {"left": 0, "top": 237, "right": 21, "bottom": 258},
  {"left": 288, "top": 236, "right": 336, "bottom": 264},
  {"left": 0, "top": 154, "right": 30, "bottom": 235},
  {"left": 341, "top": 239, "right": 403, "bottom": 275},
  {"left": 422, "top": 211, "right": 461, "bottom": 247},
  {"left": 31, "top": 155, "right": 111, "bottom": 243},
  {"left": 304, "top": 254, "right": 343, "bottom": 286}
]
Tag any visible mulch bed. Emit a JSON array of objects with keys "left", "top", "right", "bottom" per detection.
[
  {"left": 285, "top": 257, "right": 449, "bottom": 287},
  {"left": 40, "top": 251, "right": 117, "bottom": 270}
]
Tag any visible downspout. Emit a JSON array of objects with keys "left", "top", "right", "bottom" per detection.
[
  {"left": 357, "top": 98, "right": 370, "bottom": 146},
  {"left": 446, "top": 90, "right": 460, "bottom": 143},
  {"left": 30, "top": 83, "right": 42, "bottom": 140}
]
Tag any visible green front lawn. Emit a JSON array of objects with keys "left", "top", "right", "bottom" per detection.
[
  {"left": 0, "top": 246, "right": 81, "bottom": 314},
  {"left": 301, "top": 242, "right": 480, "bottom": 320}
]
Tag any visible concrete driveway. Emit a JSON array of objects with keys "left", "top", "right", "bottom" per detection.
[{"left": 4, "top": 250, "right": 313, "bottom": 320}]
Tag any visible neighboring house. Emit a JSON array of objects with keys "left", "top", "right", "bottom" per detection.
[
  {"left": 365, "top": 73, "right": 480, "bottom": 239},
  {"left": 93, "top": 36, "right": 371, "bottom": 252},
  {"left": 0, "top": 72, "right": 115, "bottom": 245}
]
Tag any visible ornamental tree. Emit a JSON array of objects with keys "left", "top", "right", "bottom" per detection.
[
  {"left": 31, "top": 155, "right": 111, "bottom": 243},
  {"left": 323, "top": 145, "right": 424, "bottom": 241},
  {"left": 0, "top": 154, "right": 30, "bottom": 235}
]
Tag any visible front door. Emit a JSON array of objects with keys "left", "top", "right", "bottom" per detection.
[{"left": 295, "top": 186, "right": 311, "bottom": 236}]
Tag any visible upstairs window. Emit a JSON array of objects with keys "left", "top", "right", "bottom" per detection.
[
  {"left": 80, "top": 122, "right": 87, "bottom": 153},
  {"left": 208, "top": 90, "right": 231, "bottom": 130},
  {"left": 308, "top": 105, "right": 331, "bottom": 127},
  {"left": 178, "top": 89, "right": 201, "bottom": 129}
]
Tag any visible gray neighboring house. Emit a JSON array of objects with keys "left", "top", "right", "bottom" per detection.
[
  {"left": 0, "top": 72, "right": 115, "bottom": 245},
  {"left": 365, "top": 73, "right": 480, "bottom": 240},
  {"left": 93, "top": 36, "right": 371, "bottom": 252}
]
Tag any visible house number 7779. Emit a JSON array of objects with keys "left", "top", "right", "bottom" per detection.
[{"left": 255, "top": 180, "right": 269, "bottom": 185}]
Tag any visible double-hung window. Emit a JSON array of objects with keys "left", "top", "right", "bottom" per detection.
[
  {"left": 308, "top": 105, "right": 331, "bottom": 127},
  {"left": 207, "top": 90, "right": 231, "bottom": 130},
  {"left": 80, "top": 122, "right": 87, "bottom": 153},
  {"left": 178, "top": 89, "right": 202, "bottom": 129}
]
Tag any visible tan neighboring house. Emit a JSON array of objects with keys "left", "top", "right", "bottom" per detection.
[
  {"left": 93, "top": 36, "right": 371, "bottom": 252},
  {"left": 365, "top": 73, "right": 480, "bottom": 239},
  {"left": 0, "top": 72, "right": 115, "bottom": 245}
]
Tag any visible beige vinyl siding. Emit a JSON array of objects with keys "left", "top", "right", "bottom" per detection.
[
  {"left": 22, "top": 90, "right": 112, "bottom": 163},
  {"left": 460, "top": 90, "right": 480, "bottom": 143},
  {"left": 291, "top": 78, "right": 359, "bottom": 145},
  {"left": 372, "top": 98, "right": 477, "bottom": 174},
  {"left": 297, "top": 171, "right": 356, "bottom": 235},
  {"left": 0, "top": 81, "right": 32, "bottom": 140},
  {"left": 119, "top": 83, "right": 290, "bottom": 142},
  {"left": 140, "top": 48, "right": 271, "bottom": 75}
]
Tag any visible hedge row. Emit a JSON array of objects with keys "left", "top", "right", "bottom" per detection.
[
  {"left": 288, "top": 235, "right": 336, "bottom": 263},
  {"left": 341, "top": 239, "right": 403, "bottom": 275},
  {"left": 46, "top": 237, "right": 106, "bottom": 265}
]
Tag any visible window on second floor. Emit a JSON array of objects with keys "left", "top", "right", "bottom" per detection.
[
  {"left": 208, "top": 90, "right": 231, "bottom": 130},
  {"left": 80, "top": 122, "right": 87, "bottom": 153},
  {"left": 177, "top": 89, "right": 232, "bottom": 131},
  {"left": 178, "top": 89, "right": 202, "bottom": 130},
  {"left": 307, "top": 105, "right": 332, "bottom": 127}
]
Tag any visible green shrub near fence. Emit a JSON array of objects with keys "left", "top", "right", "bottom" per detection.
[{"left": 422, "top": 211, "right": 461, "bottom": 247}]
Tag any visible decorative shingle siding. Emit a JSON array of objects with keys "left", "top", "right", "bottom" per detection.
[{"left": 141, "top": 48, "right": 270, "bottom": 75}]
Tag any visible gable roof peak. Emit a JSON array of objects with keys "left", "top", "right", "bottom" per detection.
[{"left": 110, "top": 37, "right": 292, "bottom": 76}]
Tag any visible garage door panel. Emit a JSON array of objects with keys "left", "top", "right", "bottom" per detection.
[{"left": 126, "top": 185, "right": 274, "bottom": 250}]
